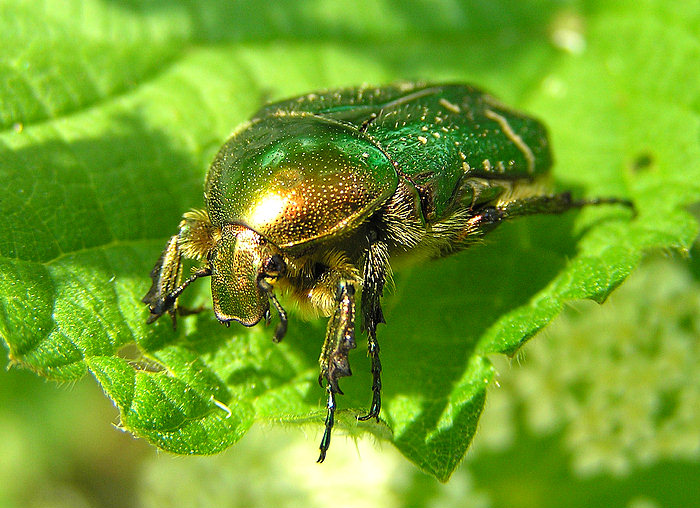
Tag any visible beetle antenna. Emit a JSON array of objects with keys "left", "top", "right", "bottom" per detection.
[
  {"left": 258, "top": 278, "right": 288, "bottom": 342},
  {"left": 268, "top": 292, "right": 288, "bottom": 343}
]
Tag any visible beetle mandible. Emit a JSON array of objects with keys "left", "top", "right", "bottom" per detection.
[{"left": 143, "top": 83, "right": 632, "bottom": 462}]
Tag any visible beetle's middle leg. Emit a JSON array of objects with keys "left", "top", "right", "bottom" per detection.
[{"left": 317, "top": 281, "right": 356, "bottom": 463}]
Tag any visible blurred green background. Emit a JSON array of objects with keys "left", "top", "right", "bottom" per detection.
[
  {"left": 2, "top": 0, "right": 699, "bottom": 506},
  {"left": 2, "top": 251, "right": 699, "bottom": 507}
]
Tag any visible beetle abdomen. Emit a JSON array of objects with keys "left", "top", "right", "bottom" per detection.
[{"left": 362, "top": 85, "right": 552, "bottom": 220}]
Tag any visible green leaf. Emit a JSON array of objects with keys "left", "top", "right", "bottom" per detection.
[{"left": 1, "top": 0, "right": 698, "bottom": 481}]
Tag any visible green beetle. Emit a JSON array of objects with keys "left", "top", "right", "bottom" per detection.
[{"left": 143, "top": 83, "right": 632, "bottom": 462}]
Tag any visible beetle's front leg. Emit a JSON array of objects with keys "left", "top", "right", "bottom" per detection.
[
  {"left": 143, "top": 209, "right": 216, "bottom": 327},
  {"left": 358, "top": 239, "right": 389, "bottom": 422},
  {"left": 142, "top": 234, "right": 212, "bottom": 328},
  {"left": 317, "top": 281, "right": 356, "bottom": 463},
  {"left": 143, "top": 235, "right": 200, "bottom": 327}
]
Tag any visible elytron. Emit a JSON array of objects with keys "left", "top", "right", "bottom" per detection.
[{"left": 143, "top": 83, "right": 631, "bottom": 461}]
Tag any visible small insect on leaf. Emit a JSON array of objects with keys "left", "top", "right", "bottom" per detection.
[{"left": 142, "top": 82, "right": 634, "bottom": 461}]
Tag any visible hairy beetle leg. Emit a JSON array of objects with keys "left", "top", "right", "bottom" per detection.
[
  {"left": 317, "top": 281, "right": 356, "bottom": 462},
  {"left": 497, "top": 192, "right": 633, "bottom": 222},
  {"left": 142, "top": 235, "right": 182, "bottom": 324},
  {"left": 466, "top": 192, "right": 634, "bottom": 234},
  {"left": 357, "top": 239, "right": 388, "bottom": 422}
]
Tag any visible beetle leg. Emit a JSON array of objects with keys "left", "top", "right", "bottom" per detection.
[
  {"left": 317, "top": 385, "right": 336, "bottom": 463},
  {"left": 317, "top": 281, "right": 356, "bottom": 462},
  {"left": 175, "top": 304, "right": 207, "bottom": 317},
  {"left": 358, "top": 240, "right": 389, "bottom": 422},
  {"left": 144, "top": 209, "right": 217, "bottom": 328},
  {"left": 143, "top": 235, "right": 186, "bottom": 328},
  {"left": 143, "top": 247, "right": 211, "bottom": 329},
  {"left": 473, "top": 192, "right": 634, "bottom": 229}
]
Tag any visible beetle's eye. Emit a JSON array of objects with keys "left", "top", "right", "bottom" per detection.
[{"left": 264, "top": 254, "right": 286, "bottom": 277}]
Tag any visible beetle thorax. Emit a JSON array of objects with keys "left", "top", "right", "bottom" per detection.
[{"left": 205, "top": 114, "right": 398, "bottom": 250}]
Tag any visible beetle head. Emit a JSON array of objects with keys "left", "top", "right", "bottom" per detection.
[{"left": 210, "top": 224, "right": 284, "bottom": 326}]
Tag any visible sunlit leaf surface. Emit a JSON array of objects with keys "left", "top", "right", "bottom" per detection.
[{"left": 1, "top": 0, "right": 698, "bottom": 480}]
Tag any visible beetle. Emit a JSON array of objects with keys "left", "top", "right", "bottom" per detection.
[{"left": 143, "top": 83, "right": 632, "bottom": 462}]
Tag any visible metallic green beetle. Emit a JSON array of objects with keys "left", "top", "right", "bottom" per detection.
[{"left": 143, "top": 83, "right": 631, "bottom": 462}]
